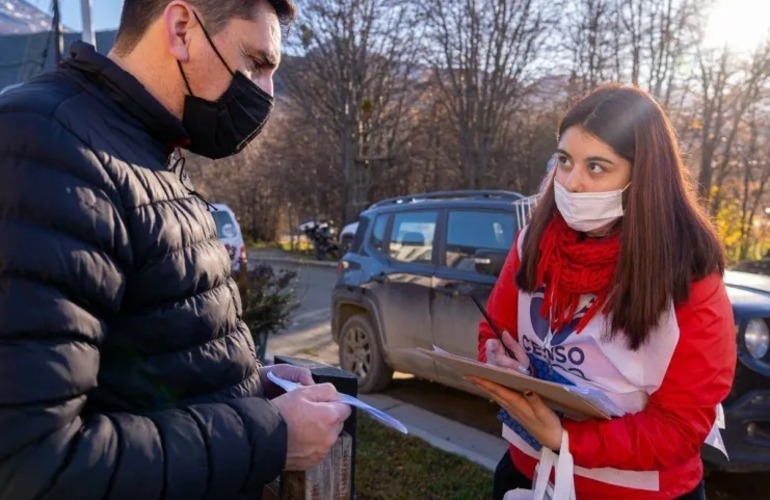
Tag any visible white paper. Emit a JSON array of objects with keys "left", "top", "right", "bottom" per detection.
[
  {"left": 436, "top": 344, "right": 623, "bottom": 418},
  {"left": 563, "top": 386, "right": 626, "bottom": 418},
  {"left": 717, "top": 403, "right": 726, "bottom": 429},
  {"left": 705, "top": 422, "right": 729, "bottom": 460},
  {"left": 422, "top": 345, "right": 611, "bottom": 420},
  {"left": 266, "top": 371, "right": 409, "bottom": 434}
]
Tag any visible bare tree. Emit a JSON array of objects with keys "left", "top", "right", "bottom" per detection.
[
  {"left": 614, "top": 0, "right": 706, "bottom": 105},
  {"left": 181, "top": 109, "right": 296, "bottom": 241},
  {"left": 418, "top": 0, "right": 557, "bottom": 189},
  {"left": 282, "top": 0, "right": 419, "bottom": 224},
  {"left": 737, "top": 104, "right": 770, "bottom": 260},
  {"left": 694, "top": 47, "right": 734, "bottom": 201},
  {"left": 266, "top": 106, "right": 342, "bottom": 229},
  {"left": 564, "top": 0, "right": 620, "bottom": 93},
  {"left": 645, "top": 0, "right": 705, "bottom": 105},
  {"left": 392, "top": 75, "right": 468, "bottom": 193},
  {"left": 695, "top": 42, "right": 770, "bottom": 205}
]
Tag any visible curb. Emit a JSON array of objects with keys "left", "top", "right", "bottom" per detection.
[
  {"left": 263, "top": 353, "right": 505, "bottom": 472},
  {"left": 360, "top": 393, "right": 507, "bottom": 472},
  {"left": 248, "top": 254, "right": 338, "bottom": 269}
]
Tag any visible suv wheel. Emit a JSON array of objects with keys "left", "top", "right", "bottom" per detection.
[{"left": 339, "top": 315, "right": 393, "bottom": 393}]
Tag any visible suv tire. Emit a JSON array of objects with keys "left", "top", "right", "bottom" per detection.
[{"left": 339, "top": 314, "right": 393, "bottom": 393}]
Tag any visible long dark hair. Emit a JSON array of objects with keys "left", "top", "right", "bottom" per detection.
[{"left": 516, "top": 84, "right": 725, "bottom": 350}]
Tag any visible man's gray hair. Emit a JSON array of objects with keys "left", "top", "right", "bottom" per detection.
[{"left": 113, "top": 0, "right": 296, "bottom": 55}]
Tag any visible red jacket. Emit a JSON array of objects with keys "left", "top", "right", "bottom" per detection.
[{"left": 478, "top": 242, "right": 736, "bottom": 499}]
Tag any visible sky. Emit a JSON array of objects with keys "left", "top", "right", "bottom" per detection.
[
  {"left": 703, "top": 0, "right": 770, "bottom": 54},
  {"left": 25, "top": 0, "right": 770, "bottom": 55},
  {"left": 27, "top": 0, "right": 124, "bottom": 32}
]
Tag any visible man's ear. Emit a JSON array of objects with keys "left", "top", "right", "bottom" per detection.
[{"left": 162, "top": 1, "right": 197, "bottom": 63}]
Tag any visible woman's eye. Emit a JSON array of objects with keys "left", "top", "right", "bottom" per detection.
[
  {"left": 556, "top": 155, "right": 571, "bottom": 168},
  {"left": 588, "top": 162, "right": 604, "bottom": 174}
]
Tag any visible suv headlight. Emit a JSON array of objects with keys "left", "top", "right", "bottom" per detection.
[{"left": 744, "top": 319, "right": 770, "bottom": 360}]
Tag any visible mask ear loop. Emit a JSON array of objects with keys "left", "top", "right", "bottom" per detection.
[
  {"left": 177, "top": 9, "right": 234, "bottom": 97},
  {"left": 170, "top": 147, "right": 218, "bottom": 212},
  {"left": 192, "top": 10, "right": 235, "bottom": 76},
  {"left": 178, "top": 61, "right": 194, "bottom": 96}
]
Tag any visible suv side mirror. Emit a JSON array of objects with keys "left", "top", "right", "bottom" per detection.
[{"left": 473, "top": 249, "right": 507, "bottom": 277}]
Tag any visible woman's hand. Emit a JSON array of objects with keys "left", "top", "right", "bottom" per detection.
[
  {"left": 467, "top": 376, "right": 563, "bottom": 451},
  {"left": 485, "top": 331, "right": 531, "bottom": 375}
]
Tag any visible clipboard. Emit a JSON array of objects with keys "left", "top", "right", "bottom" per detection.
[{"left": 417, "top": 346, "right": 613, "bottom": 421}]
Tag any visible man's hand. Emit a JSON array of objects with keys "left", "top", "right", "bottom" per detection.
[
  {"left": 271, "top": 383, "right": 352, "bottom": 471},
  {"left": 485, "top": 330, "right": 531, "bottom": 375},
  {"left": 260, "top": 364, "right": 314, "bottom": 399}
]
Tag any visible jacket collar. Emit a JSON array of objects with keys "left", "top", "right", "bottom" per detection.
[{"left": 63, "top": 41, "right": 190, "bottom": 151}]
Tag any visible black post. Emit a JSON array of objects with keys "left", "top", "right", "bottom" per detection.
[
  {"left": 52, "top": 0, "right": 63, "bottom": 65},
  {"left": 272, "top": 355, "right": 358, "bottom": 500}
]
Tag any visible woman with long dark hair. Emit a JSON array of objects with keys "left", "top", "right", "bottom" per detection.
[{"left": 473, "top": 84, "right": 736, "bottom": 499}]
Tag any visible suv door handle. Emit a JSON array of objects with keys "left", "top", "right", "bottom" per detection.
[{"left": 435, "top": 283, "right": 460, "bottom": 297}]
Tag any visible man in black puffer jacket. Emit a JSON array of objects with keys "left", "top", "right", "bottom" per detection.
[{"left": 0, "top": 1, "right": 351, "bottom": 498}]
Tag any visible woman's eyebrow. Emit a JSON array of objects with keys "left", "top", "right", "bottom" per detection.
[
  {"left": 555, "top": 149, "right": 616, "bottom": 165},
  {"left": 585, "top": 156, "right": 616, "bottom": 165}
]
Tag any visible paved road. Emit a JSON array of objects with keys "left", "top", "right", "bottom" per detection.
[
  {"left": 256, "top": 259, "right": 340, "bottom": 365},
  {"left": 250, "top": 254, "right": 769, "bottom": 498}
]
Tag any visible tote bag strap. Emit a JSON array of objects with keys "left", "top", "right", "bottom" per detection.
[
  {"left": 531, "top": 431, "right": 576, "bottom": 500},
  {"left": 552, "top": 431, "right": 576, "bottom": 500},
  {"left": 532, "top": 445, "right": 555, "bottom": 500}
]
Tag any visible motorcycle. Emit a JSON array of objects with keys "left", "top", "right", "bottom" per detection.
[{"left": 299, "top": 220, "right": 340, "bottom": 261}]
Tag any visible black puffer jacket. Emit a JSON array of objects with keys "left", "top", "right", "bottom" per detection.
[{"left": 0, "top": 42, "right": 286, "bottom": 499}]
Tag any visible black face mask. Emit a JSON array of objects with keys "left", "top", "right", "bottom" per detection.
[{"left": 178, "top": 12, "right": 274, "bottom": 159}]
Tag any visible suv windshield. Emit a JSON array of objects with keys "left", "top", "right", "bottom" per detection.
[{"left": 212, "top": 211, "right": 237, "bottom": 239}]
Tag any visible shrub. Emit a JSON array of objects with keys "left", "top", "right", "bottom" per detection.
[{"left": 238, "top": 264, "right": 300, "bottom": 361}]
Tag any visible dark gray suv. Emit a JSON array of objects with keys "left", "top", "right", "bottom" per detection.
[{"left": 331, "top": 190, "right": 527, "bottom": 395}]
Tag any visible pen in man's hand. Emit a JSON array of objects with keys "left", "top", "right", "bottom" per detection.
[{"left": 469, "top": 294, "right": 520, "bottom": 363}]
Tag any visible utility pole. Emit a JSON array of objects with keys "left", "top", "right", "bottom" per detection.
[
  {"left": 80, "top": 0, "right": 95, "bottom": 49},
  {"left": 52, "top": 0, "right": 63, "bottom": 65}
]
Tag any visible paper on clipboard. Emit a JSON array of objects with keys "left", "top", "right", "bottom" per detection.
[
  {"left": 266, "top": 371, "right": 409, "bottom": 434},
  {"left": 418, "top": 346, "right": 617, "bottom": 421}
]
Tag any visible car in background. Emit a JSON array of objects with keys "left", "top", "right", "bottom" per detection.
[
  {"left": 711, "top": 269, "right": 770, "bottom": 472},
  {"left": 331, "top": 190, "right": 770, "bottom": 472},
  {"left": 210, "top": 203, "right": 247, "bottom": 273},
  {"left": 331, "top": 190, "right": 525, "bottom": 395}
]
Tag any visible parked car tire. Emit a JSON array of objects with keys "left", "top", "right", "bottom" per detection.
[{"left": 339, "top": 314, "right": 393, "bottom": 393}]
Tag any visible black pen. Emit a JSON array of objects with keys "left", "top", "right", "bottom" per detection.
[{"left": 469, "top": 294, "right": 520, "bottom": 363}]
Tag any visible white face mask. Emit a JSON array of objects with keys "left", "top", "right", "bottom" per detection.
[{"left": 554, "top": 181, "right": 629, "bottom": 233}]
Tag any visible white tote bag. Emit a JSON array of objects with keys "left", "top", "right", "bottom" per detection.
[{"left": 503, "top": 431, "right": 576, "bottom": 500}]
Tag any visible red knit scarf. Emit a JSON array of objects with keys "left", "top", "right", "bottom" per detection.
[{"left": 536, "top": 214, "right": 621, "bottom": 334}]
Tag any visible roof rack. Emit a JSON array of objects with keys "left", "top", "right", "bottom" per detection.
[
  {"left": 369, "top": 190, "right": 524, "bottom": 209},
  {"left": 512, "top": 194, "right": 539, "bottom": 229}
]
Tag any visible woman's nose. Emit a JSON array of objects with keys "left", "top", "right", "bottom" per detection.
[{"left": 563, "top": 169, "right": 584, "bottom": 193}]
